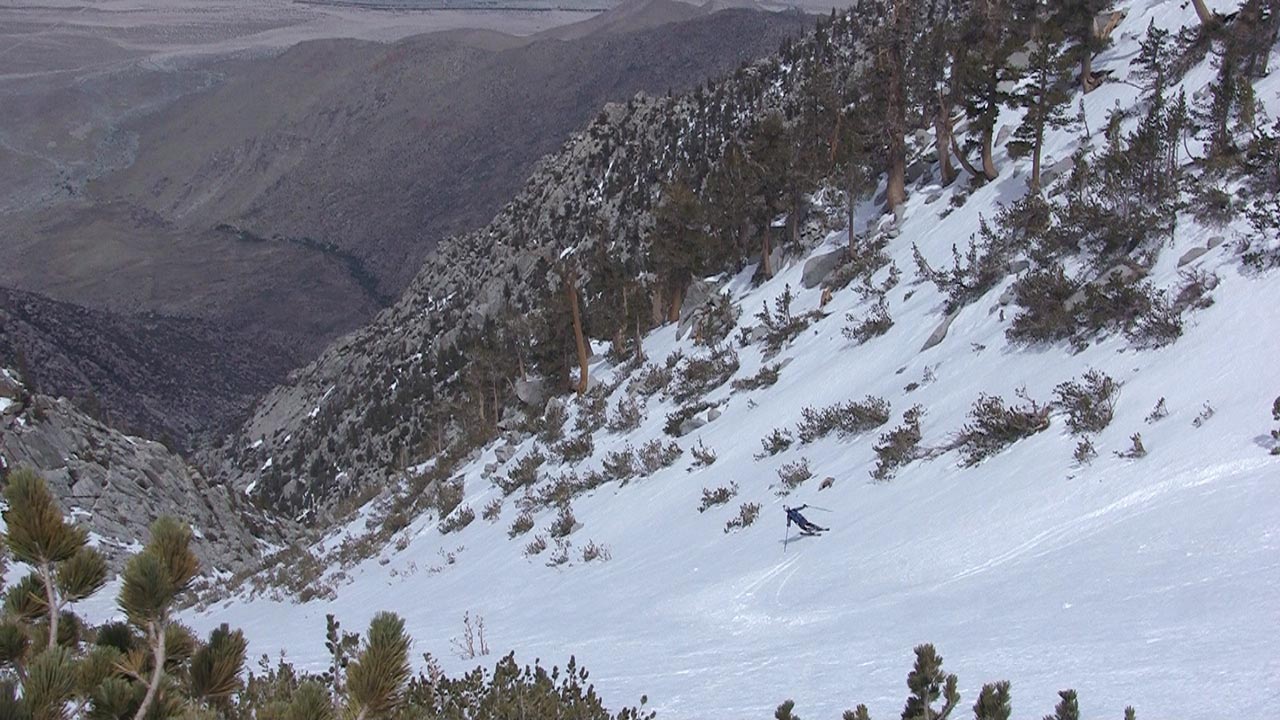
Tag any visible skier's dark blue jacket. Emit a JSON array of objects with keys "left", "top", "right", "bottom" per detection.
[{"left": 785, "top": 505, "right": 811, "bottom": 526}]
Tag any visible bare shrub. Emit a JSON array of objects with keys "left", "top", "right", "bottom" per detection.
[
  {"left": 523, "top": 534, "right": 548, "bottom": 556},
  {"left": 450, "top": 611, "right": 489, "bottom": 660},
  {"left": 698, "top": 482, "right": 738, "bottom": 513},
  {"left": 1005, "top": 265, "right": 1078, "bottom": 346},
  {"left": 1074, "top": 437, "right": 1098, "bottom": 465},
  {"left": 871, "top": 405, "right": 925, "bottom": 481},
  {"left": 694, "top": 294, "right": 742, "bottom": 347},
  {"left": 581, "top": 540, "right": 612, "bottom": 563},
  {"left": 690, "top": 439, "right": 718, "bottom": 468},
  {"left": 731, "top": 363, "right": 782, "bottom": 392},
  {"left": 628, "top": 363, "right": 673, "bottom": 397},
  {"left": 552, "top": 432, "right": 594, "bottom": 464},
  {"left": 825, "top": 236, "right": 891, "bottom": 292},
  {"left": 537, "top": 402, "right": 568, "bottom": 444},
  {"left": 439, "top": 505, "right": 476, "bottom": 534},
  {"left": 1115, "top": 432, "right": 1147, "bottom": 459},
  {"left": 1145, "top": 397, "right": 1169, "bottom": 423},
  {"left": 843, "top": 299, "right": 894, "bottom": 343},
  {"left": 776, "top": 457, "right": 813, "bottom": 495},
  {"left": 636, "top": 439, "right": 682, "bottom": 474},
  {"left": 607, "top": 396, "right": 644, "bottom": 433},
  {"left": 956, "top": 392, "right": 1050, "bottom": 467},
  {"left": 546, "top": 539, "right": 572, "bottom": 567},
  {"left": 755, "top": 428, "right": 794, "bottom": 459},
  {"left": 573, "top": 387, "right": 609, "bottom": 433},
  {"left": 724, "top": 503, "right": 762, "bottom": 533},
  {"left": 1172, "top": 269, "right": 1219, "bottom": 313},
  {"left": 434, "top": 477, "right": 465, "bottom": 517},
  {"left": 507, "top": 512, "right": 534, "bottom": 538},
  {"left": 671, "top": 347, "right": 740, "bottom": 403},
  {"left": 601, "top": 447, "right": 637, "bottom": 482},
  {"left": 1054, "top": 370, "right": 1119, "bottom": 435},
  {"left": 754, "top": 285, "right": 819, "bottom": 354},
  {"left": 796, "top": 396, "right": 891, "bottom": 443},
  {"left": 482, "top": 498, "right": 503, "bottom": 522},
  {"left": 499, "top": 450, "right": 546, "bottom": 495},
  {"left": 549, "top": 505, "right": 577, "bottom": 538}
]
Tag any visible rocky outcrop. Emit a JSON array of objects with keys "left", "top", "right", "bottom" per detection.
[{"left": 1, "top": 392, "right": 270, "bottom": 576}]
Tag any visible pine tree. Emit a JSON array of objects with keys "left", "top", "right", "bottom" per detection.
[
  {"left": 972, "top": 681, "right": 1012, "bottom": 720},
  {"left": 865, "top": 0, "right": 921, "bottom": 213},
  {"left": 901, "top": 643, "right": 960, "bottom": 720},
  {"left": 1008, "top": 29, "right": 1073, "bottom": 193},
  {"left": 1056, "top": 0, "right": 1114, "bottom": 93},
  {"left": 2, "top": 468, "right": 107, "bottom": 648},
  {"left": 955, "top": 0, "right": 1018, "bottom": 180},
  {"left": 651, "top": 179, "right": 714, "bottom": 320},
  {"left": 345, "top": 612, "right": 411, "bottom": 720},
  {"left": 1044, "top": 689, "right": 1080, "bottom": 720},
  {"left": 118, "top": 516, "right": 201, "bottom": 720}
]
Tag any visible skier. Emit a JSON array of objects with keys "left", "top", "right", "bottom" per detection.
[{"left": 784, "top": 504, "right": 827, "bottom": 535}]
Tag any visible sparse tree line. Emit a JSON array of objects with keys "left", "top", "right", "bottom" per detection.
[{"left": 230, "top": 0, "right": 1279, "bottom": 529}]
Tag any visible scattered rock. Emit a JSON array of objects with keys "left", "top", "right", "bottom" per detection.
[
  {"left": 801, "top": 249, "right": 846, "bottom": 289},
  {"left": 679, "top": 416, "right": 708, "bottom": 436},
  {"left": 1178, "top": 246, "right": 1209, "bottom": 267},
  {"left": 494, "top": 444, "right": 518, "bottom": 464},
  {"left": 921, "top": 309, "right": 961, "bottom": 352}
]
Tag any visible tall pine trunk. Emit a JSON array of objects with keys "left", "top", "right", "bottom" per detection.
[
  {"left": 935, "top": 91, "right": 957, "bottom": 185},
  {"left": 950, "top": 133, "right": 984, "bottom": 177},
  {"left": 1030, "top": 118, "right": 1045, "bottom": 193},
  {"left": 667, "top": 282, "right": 684, "bottom": 323},
  {"left": 1190, "top": 0, "right": 1215, "bottom": 26},
  {"left": 980, "top": 126, "right": 997, "bottom": 180},
  {"left": 761, "top": 232, "right": 774, "bottom": 278},
  {"left": 1081, "top": 46, "right": 1095, "bottom": 92},
  {"left": 565, "top": 269, "right": 589, "bottom": 395}
]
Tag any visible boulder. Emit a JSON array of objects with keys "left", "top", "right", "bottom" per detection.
[
  {"left": 921, "top": 309, "right": 961, "bottom": 352},
  {"left": 514, "top": 377, "right": 548, "bottom": 407},
  {"left": 1177, "top": 246, "right": 1210, "bottom": 267},
  {"left": 801, "top": 249, "right": 846, "bottom": 289},
  {"left": 679, "top": 416, "right": 708, "bottom": 436}
]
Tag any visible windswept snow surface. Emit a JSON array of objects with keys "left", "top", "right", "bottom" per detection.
[{"left": 185, "top": 0, "right": 1279, "bottom": 716}]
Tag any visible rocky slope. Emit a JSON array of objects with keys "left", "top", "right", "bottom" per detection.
[{"left": 0, "top": 368, "right": 275, "bottom": 579}]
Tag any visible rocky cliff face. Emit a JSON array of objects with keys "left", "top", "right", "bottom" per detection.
[{"left": 1, "top": 370, "right": 273, "bottom": 579}]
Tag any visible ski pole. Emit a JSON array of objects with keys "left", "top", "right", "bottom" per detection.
[
  {"left": 783, "top": 521, "right": 790, "bottom": 553},
  {"left": 806, "top": 504, "right": 834, "bottom": 512}
]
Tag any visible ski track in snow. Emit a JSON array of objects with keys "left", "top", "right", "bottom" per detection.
[{"left": 62, "top": 0, "right": 1280, "bottom": 716}]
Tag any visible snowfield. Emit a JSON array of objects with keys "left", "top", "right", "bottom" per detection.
[{"left": 149, "top": 0, "right": 1280, "bottom": 716}]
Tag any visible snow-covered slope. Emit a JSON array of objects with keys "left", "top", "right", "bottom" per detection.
[{"left": 170, "top": 0, "right": 1280, "bottom": 717}]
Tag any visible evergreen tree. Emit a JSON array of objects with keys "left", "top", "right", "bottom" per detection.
[
  {"left": 1056, "top": 0, "right": 1114, "bottom": 92},
  {"left": 972, "top": 681, "right": 1012, "bottom": 720},
  {"left": 118, "top": 516, "right": 201, "bottom": 720},
  {"left": 345, "top": 612, "right": 411, "bottom": 720},
  {"left": 2, "top": 467, "right": 107, "bottom": 648},
  {"left": 901, "top": 643, "right": 960, "bottom": 720},
  {"left": 651, "top": 179, "right": 714, "bottom": 320},
  {"left": 1008, "top": 28, "right": 1073, "bottom": 192},
  {"left": 865, "top": 0, "right": 922, "bottom": 213},
  {"left": 1044, "top": 689, "right": 1080, "bottom": 720},
  {"left": 955, "top": 0, "right": 1019, "bottom": 180}
]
